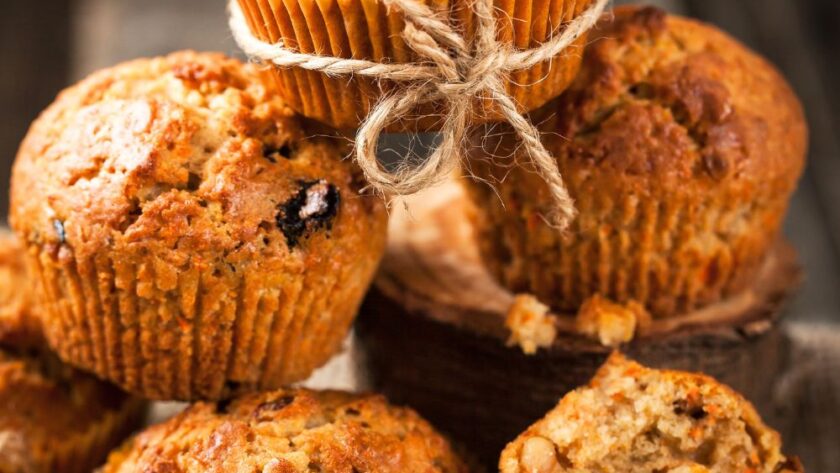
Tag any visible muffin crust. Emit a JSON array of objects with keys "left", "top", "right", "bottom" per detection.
[
  {"left": 466, "top": 6, "right": 807, "bottom": 317},
  {"left": 102, "top": 388, "right": 467, "bottom": 473},
  {"left": 10, "top": 51, "right": 388, "bottom": 399}
]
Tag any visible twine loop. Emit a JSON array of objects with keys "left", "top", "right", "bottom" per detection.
[{"left": 229, "top": 0, "right": 609, "bottom": 229}]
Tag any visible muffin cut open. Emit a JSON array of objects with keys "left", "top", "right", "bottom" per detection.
[{"left": 500, "top": 353, "right": 801, "bottom": 473}]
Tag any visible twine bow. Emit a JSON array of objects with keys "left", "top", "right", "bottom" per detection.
[{"left": 229, "top": 0, "right": 609, "bottom": 229}]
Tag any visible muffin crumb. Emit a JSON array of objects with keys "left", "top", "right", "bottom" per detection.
[
  {"left": 505, "top": 294, "right": 557, "bottom": 354},
  {"left": 575, "top": 295, "right": 652, "bottom": 347}
]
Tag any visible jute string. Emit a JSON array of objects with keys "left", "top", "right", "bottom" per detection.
[{"left": 229, "top": 0, "right": 609, "bottom": 229}]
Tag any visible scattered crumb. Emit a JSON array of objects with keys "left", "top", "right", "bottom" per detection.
[
  {"left": 575, "top": 295, "right": 652, "bottom": 347},
  {"left": 505, "top": 294, "right": 557, "bottom": 355}
]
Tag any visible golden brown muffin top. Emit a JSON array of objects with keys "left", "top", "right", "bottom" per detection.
[
  {"left": 102, "top": 388, "right": 468, "bottom": 473},
  {"left": 539, "top": 6, "right": 807, "bottom": 195},
  {"left": 499, "top": 353, "right": 799, "bottom": 473},
  {"left": 0, "top": 232, "right": 42, "bottom": 348},
  {"left": 0, "top": 348, "right": 138, "bottom": 473},
  {"left": 11, "top": 50, "right": 385, "bottom": 263}
]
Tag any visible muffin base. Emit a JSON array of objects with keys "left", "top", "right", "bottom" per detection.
[
  {"left": 355, "top": 181, "right": 801, "bottom": 469},
  {"left": 49, "top": 396, "right": 147, "bottom": 473},
  {"left": 24, "top": 241, "right": 375, "bottom": 401}
]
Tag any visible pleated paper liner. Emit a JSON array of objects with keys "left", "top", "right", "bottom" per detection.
[
  {"left": 0, "top": 349, "right": 147, "bottom": 473},
  {"left": 236, "top": 0, "right": 592, "bottom": 130},
  {"left": 48, "top": 397, "right": 147, "bottom": 473},
  {"left": 465, "top": 128, "right": 800, "bottom": 320},
  {"left": 355, "top": 181, "right": 802, "bottom": 469},
  {"left": 24, "top": 237, "right": 378, "bottom": 401}
]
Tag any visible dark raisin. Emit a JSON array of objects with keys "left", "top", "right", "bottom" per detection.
[
  {"left": 275, "top": 180, "right": 340, "bottom": 248},
  {"left": 53, "top": 220, "right": 66, "bottom": 244},
  {"left": 673, "top": 399, "right": 707, "bottom": 420},
  {"left": 263, "top": 143, "right": 294, "bottom": 163},
  {"left": 187, "top": 172, "right": 201, "bottom": 191},
  {"left": 628, "top": 82, "right": 655, "bottom": 99},
  {"left": 254, "top": 395, "right": 296, "bottom": 420},
  {"left": 702, "top": 151, "right": 729, "bottom": 180},
  {"left": 345, "top": 408, "right": 361, "bottom": 416},
  {"left": 216, "top": 398, "right": 234, "bottom": 414}
]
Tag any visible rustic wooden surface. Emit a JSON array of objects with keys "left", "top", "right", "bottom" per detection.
[
  {"left": 354, "top": 182, "right": 803, "bottom": 469},
  {"left": 0, "top": 0, "right": 837, "bottom": 471}
]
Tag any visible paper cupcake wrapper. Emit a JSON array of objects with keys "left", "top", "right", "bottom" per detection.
[
  {"left": 26, "top": 244, "right": 368, "bottom": 401},
  {"left": 236, "top": 0, "right": 592, "bottom": 129},
  {"left": 47, "top": 397, "right": 147, "bottom": 473},
  {"left": 469, "top": 181, "right": 792, "bottom": 317}
]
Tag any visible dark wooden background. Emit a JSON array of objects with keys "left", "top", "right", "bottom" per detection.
[{"left": 0, "top": 1, "right": 838, "bottom": 469}]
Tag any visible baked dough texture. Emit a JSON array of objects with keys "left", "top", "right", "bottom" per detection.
[
  {"left": 499, "top": 353, "right": 802, "bottom": 473},
  {"left": 466, "top": 6, "right": 807, "bottom": 318},
  {"left": 102, "top": 388, "right": 468, "bottom": 473},
  {"left": 0, "top": 234, "right": 146, "bottom": 473},
  {"left": 10, "top": 51, "right": 388, "bottom": 400}
]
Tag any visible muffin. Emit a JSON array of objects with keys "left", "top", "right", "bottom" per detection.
[
  {"left": 499, "top": 353, "right": 802, "bottom": 473},
  {"left": 356, "top": 179, "right": 799, "bottom": 469},
  {"left": 101, "top": 388, "right": 468, "bottom": 473},
  {"left": 465, "top": 6, "right": 807, "bottom": 317},
  {"left": 0, "top": 350, "right": 147, "bottom": 473},
  {"left": 233, "top": 0, "right": 595, "bottom": 129},
  {"left": 0, "top": 234, "right": 147, "bottom": 473},
  {"left": 0, "top": 233, "right": 42, "bottom": 347},
  {"left": 10, "top": 51, "right": 388, "bottom": 400}
]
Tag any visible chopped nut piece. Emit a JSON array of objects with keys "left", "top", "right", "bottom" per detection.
[
  {"left": 575, "top": 295, "right": 652, "bottom": 347},
  {"left": 505, "top": 294, "right": 557, "bottom": 355},
  {"left": 520, "top": 436, "right": 564, "bottom": 473}
]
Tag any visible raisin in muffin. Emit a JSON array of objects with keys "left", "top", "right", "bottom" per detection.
[
  {"left": 10, "top": 51, "right": 388, "bottom": 400},
  {"left": 101, "top": 388, "right": 468, "bottom": 473},
  {"left": 0, "top": 234, "right": 147, "bottom": 473},
  {"left": 466, "top": 6, "right": 807, "bottom": 317},
  {"left": 499, "top": 353, "right": 802, "bottom": 473}
]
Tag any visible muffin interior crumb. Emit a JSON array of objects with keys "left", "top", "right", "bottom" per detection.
[{"left": 502, "top": 354, "right": 790, "bottom": 473}]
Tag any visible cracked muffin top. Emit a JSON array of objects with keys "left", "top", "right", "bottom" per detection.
[
  {"left": 499, "top": 353, "right": 802, "bottom": 473},
  {"left": 10, "top": 50, "right": 386, "bottom": 264},
  {"left": 539, "top": 5, "right": 806, "bottom": 194},
  {"left": 0, "top": 233, "right": 42, "bottom": 348},
  {"left": 101, "top": 388, "right": 468, "bottom": 473}
]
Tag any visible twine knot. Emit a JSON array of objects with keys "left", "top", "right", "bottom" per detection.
[{"left": 229, "top": 0, "right": 609, "bottom": 230}]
